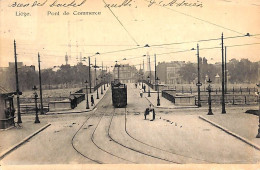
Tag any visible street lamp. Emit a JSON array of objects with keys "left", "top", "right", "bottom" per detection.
[
  {"left": 206, "top": 78, "right": 213, "bottom": 115},
  {"left": 147, "top": 76, "right": 151, "bottom": 97},
  {"left": 85, "top": 80, "right": 90, "bottom": 109},
  {"left": 104, "top": 75, "right": 106, "bottom": 90},
  {"left": 33, "top": 85, "right": 40, "bottom": 123},
  {"left": 256, "top": 84, "right": 260, "bottom": 138},
  {"left": 101, "top": 76, "right": 103, "bottom": 95},
  {"left": 156, "top": 77, "right": 160, "bottom": 106},
  {"left": 96, "top": 78, "right": 99, "bottom": 99}
]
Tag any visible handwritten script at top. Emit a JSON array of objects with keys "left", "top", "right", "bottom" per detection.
[{"left": 8, "top": 0, "right": 203, "bottom": 8}]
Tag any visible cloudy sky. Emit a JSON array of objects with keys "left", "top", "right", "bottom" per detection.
[{"left": 0, "top": 0, "right": 259, "bottom": 70}]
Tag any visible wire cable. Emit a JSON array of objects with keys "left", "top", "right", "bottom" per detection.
[{"left": 102, "top": 0, "right": 139, "bottom": 46}]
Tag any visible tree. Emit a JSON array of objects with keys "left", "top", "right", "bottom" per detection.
[{"left": 178, "top": 62, "right": 196, "bottom": 83}]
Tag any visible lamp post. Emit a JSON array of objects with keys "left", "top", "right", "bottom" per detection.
[
  {"left": 256, "top": 84, "right": 260, "bottom": 138},
  {"left": 101, "top": 76, "right": 103, "bottom": 95},
  {"left": 85, "top": 80, "right": 89, "bottom": 109},
  {"left": 103, "top": 74, "right": 106, "bottom": 90},
  {"left": 147, "top": 76, "right": 151, "bottom": 97},
  {"left": 33, "top": 85, "right": 40, "bottom": 123},
  {"left": 156, "top": 77, "right": 160, "bottom": 106},
  {"left": 96, "top": 78, "right": 99, "bottom": 99},
  {"left": 207, "top": 78, "right": 213, "bottom": 115}
]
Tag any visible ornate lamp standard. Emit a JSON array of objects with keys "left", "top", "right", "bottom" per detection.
[
  {"left": 156, "top": 77, "right": 160, "bottom": 106},
  {"left": 33, "top": 85, "right": 40, "bottom": 123},
  {"left": 85, "top": 80, "right": 90, "bottom": 109},
  {"left": 147, "top": 76, "right": 151, "bottom": 97},
  {"left": 256, "top": 84, "right": 260, "bottom": 138},
  {"left": 206, "top": 78, "right": 213, "bottom": 115}
]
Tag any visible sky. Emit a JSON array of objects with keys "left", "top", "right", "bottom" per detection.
[{"left": 0, "top": 0, "right": 259, "bottom": 71}]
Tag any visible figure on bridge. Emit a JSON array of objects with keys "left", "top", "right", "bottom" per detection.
[
  {"left": 91, "top": 95, "right": 95, "bottom": 106},
  {"left": 140, "top": 88, "right": 144, "bottom": 98},
  {"left": 144, "top": 104, "right": 155, "bottom": 121}
]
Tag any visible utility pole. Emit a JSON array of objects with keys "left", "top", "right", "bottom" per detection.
[
  {"left": 38, "top": 53, "right": 44, "bottom": 114},
  {"left": 101, "top": 62, "right": 103, "bottom": 95},
  {"left": 149, "top": 54, "right": 151, "bottom": 84},
  {"left": 221, "top": 33, "right": 226, "bottom": 114},
  {"left": 95, "top": 58, "right": 99, "bottom": 99},
  {"left": 142, "top": 59, "right": 145, "bottom": 88},
  {"left": 196, "top": 44, "right": 202, "bottom": 107},
  {"left": 225, "top": 46, "right": 227, "bottom": 94},
  {"left": 154, "top": 54, "right": 157, "bottom": 91},
  {"left": 89, "top": 57, "right": 91, "bottom": 93},
  {"left": 14, "top": 40, "right": 22, "bottom": 123}
]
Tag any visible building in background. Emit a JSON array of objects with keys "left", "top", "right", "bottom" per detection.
[
  {"left": 157, "top": 61, "right": 186, "bottom": 84},
  {"left": 8, "top": 62, "right": 35, "bottom": 72},
  {"left": 113, "top": 64, "right": 138, "bottom": 83}
]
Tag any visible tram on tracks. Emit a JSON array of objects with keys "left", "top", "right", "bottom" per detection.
[{"left": 111, "top": 80, "right": 127, "bottom": 108}]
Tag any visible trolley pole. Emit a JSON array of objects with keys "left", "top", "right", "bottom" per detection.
[
  {"left": 85, "top": 80, "right": 90, "bottom": 109},
  {"left": 95, "top": 58, "right": 99, "bottom": 99},
  {"left": 196, "top": 44, "right": 202, "bottom": 107},
  {"left": 101, "top": 62, "right": 103, "bottom": 95},
  {"left": 225, "top": 46, "right": 227, "bottom": 94},
  {"left": 14, "top": 40, "right": 22, "bottom": 123},
  {"left": 38, "top": 53, "right": 44, "bottom": 115},
  {"left": 221, "top": 33, "right": 226, "bottom": 113},
  {"left": 89, "top": 57, "right": 92, "bottom": 93},
  {"left": 154, "top": 54, "right": 157, "bottom": 91}
]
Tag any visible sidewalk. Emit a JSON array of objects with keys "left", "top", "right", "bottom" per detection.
[
  {"left": 46, "top": 85, "right": 110, "bottom": 114},
  {"left": 141, "top": 85, "right": 198, "bottom": 109},
  {"left": 0, "top": 116, "right": 50, "bottom": 160},
  {"left": 199, "top": 106, "right": 260, "bottom": 150}
]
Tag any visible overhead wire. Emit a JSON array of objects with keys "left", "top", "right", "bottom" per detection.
[{"left": 102, "top": 0, "right": 140, "bottom": 46}]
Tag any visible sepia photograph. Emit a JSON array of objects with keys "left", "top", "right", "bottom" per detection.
[{"left": 0, "top": 0, "right": 260, "bottom": 169}]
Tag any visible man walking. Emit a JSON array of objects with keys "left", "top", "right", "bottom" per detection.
[
  {"left": 91, "top": 95, "right": 95, "bottom": 106},
  {"left": 140, "top": 88, "right": 144, "bottom": 98}
]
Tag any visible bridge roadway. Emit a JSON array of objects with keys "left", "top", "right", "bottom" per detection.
[{"left": 1, "top": 84, "right": 260, "bottom": 164}]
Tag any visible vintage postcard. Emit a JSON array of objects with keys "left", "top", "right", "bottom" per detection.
[{"left": 0, "top": 0, "right": 260, "bottom": 169}]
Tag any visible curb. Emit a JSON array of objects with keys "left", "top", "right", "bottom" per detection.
[
  {"left": 46, "top": 87, "right": 110, "bottom": 115},
  {"left": 145, "top": 97, "right": 198, "bottom": 109},
  {"left": 0, "top": 123, "right": 51, "bottom": 160},
  {"left": 199, "top": 115, "right": 260, "bottom": 151}
]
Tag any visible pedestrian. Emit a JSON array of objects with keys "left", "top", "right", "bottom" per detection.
[
  {"left": 144, "top": 104, "right": 155, "bottom": 121},
  {"left": 91, "top": 95, "right": 95, "bottom": 106},
  {"left": 139, "top": 88, "right": 143, "bottom": 98},
  {"left": 144, "top": 85, "right": 146, "bottom": 92}
]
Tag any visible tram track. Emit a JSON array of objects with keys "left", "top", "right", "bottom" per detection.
[
  {"left": 108, "top": 108, "right": 180, "bottom": 164},
  {"left": 90, "top": 110, "right": 135, "bottom": 163},
  {"left": 123, "top": 108, "right": 216, "bottom": 164},
  {"left": 71, "top": 86, "right": 215, "bottom": 164},
  {"left": 71, "top": 112, "right": 102, "bottom": 164}
]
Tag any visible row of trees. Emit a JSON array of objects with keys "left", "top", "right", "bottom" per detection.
[
  {"left": 0, "top": 63, "right": 112, "bottom": 92},
  {"left": 178, "top": 58, "right": 259, "bottom": 84}
]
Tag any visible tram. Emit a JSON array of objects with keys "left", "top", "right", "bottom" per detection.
[{"left": 111, "top": 80, "right": 127, "bottom": 108}]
